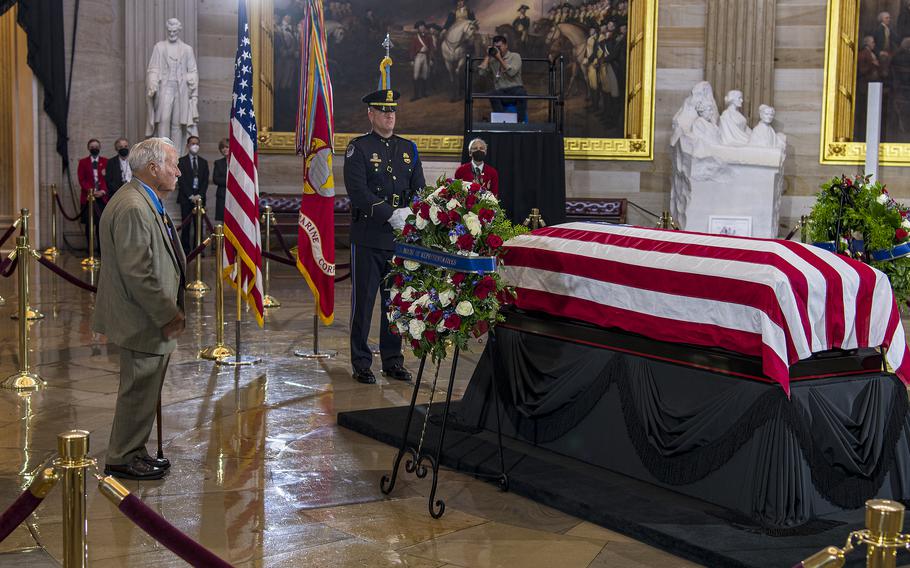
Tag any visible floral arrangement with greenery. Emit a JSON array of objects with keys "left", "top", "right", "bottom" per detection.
[
  {"left": 386, "top": 178, "right": 528, "bottom": 362},
  {"left": 807, "top": 174, "right": 910, "bottom": 305}
]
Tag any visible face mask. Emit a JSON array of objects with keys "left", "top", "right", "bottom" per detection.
[
  {"left": 471, "top": 150, "right": 485, "bottom": 163},
  {"left": 189, "top": 144, "right": 199, "bottom": 155},
  {"left": 118, "top": 148, "right": 129, "bottom": 157},
  {"left": 89, "top": 148, "right": 100, "bottom": 157}
]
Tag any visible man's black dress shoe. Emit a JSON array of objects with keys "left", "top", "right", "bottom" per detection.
[
  {"left": 104, "top": 456, "right": 166, "bottom": 481},
  {"left": 353, "top": 368, "right": 376, "bottom": 384},
  {"left": 382, "top": 365, "right": 412, "bottom": 381},
  {"left": 141, "top": 455, "right": 171, "bottom": 470}
]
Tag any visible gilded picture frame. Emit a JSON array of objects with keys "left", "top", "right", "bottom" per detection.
[
  {"left": 821, "top": 0, "right": 910, "bottom": 165},
  {"left": 249, "top": 0, "right": 658, "bottom": 161}
]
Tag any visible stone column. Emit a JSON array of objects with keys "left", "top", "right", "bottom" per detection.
[
  {"left": 124, "top": 0, "right": 197, "bottom": 145},
  {"left": 705, "top": 0, "right": 776, "bottom": 124}
]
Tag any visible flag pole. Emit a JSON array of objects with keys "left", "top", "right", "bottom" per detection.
[
  {"left": 294, "top": 313, "right": 337, "bottom": 359},
  {"left": 218, "top": 263, "right": 260, "bottom": 366}
]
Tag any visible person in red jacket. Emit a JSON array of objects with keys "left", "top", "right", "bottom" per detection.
[
  {"left": 454, "top": 137, "right": 498, "bottom": 195},
  {"left": 77, "top": 138, "right": 109, "bottom": 254}
]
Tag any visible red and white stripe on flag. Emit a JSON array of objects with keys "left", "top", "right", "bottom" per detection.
[
  {"left": 501, "top": 222, "right": 910, "bottom": 394},
  {"left": 224, "top": 0, "right": 264, "bottom": 326}
]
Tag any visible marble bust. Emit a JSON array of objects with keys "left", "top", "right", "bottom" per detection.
[
  {"left": 718, "top": 90, "right": 751, "bottom": 146},
  {"left": 749, "top": 104, "right": 786, "bottom": 149},
  {"left": 669, "top": 82, "right": 787, "bottom": 238},
  {"left": 145, "top": 18, "right": 199, "bottom": 149}
]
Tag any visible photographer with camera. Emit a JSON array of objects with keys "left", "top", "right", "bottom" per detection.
[{"left": 478, "top": 35, "right": 527, "bottom": 122}]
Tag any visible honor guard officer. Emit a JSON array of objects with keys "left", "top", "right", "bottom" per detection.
[{"left": 344, "top": 87, "right": 426, "bottom": 384}]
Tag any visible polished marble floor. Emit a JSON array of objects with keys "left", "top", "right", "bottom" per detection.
[{"left": 0, "top": 249, "right": 717, "bottom": 567}]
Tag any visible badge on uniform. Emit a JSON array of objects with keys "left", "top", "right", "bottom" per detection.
[
  {"left": 403, "top": 152, "right": 411, "bottom": 164},
  {"left": 346, "top": 144, "right": 355, "bottom": 158},
  {"left": 370, "top": 153, "right": 381, "bottom": 165},
  {"left": 392, "top": 195, "right": 400, "bottom": 207}
]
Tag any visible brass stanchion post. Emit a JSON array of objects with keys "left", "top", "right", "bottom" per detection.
[
  {"left": 3, "top": 237, "right": 46, "bottom": 391},
  {"left": 44, "top": 184, "right": 59, "bottom": 258},
  {"left": 261, "top": 205, "right": 280, "bottom": 308},
  {"left": 800, "top": 214, "right": 810, "bottom": 244},
  {"left": 521, "top": 208, "right": 547, "bottom": 230},
  {"left": 81, "top": 193, "right": 100, "bottom": 270},
  {"left": 864, "top": 499, "right": 904, "bottom": 568},
  {"left": 200, "top": 225, "right": 235, "bottom": 361},
  {"left": 186, "top": 196, "right": 210, "bottom": 295},
  {"left": 56, "top": 430, "right": 93, "bottom": 568},
  {"left": 11, "top": 209, "right": 45, "bottom": 321}
]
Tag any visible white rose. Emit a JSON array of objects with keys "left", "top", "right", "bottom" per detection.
[
  {"left": 446, "top": 198, "right": 459, "bottom": 211},
  {"left": 404, "top": 260, "right": 420, "bottom": 271},
  {"left": 415, "top": 215, "right": 428, "bottom": 230},
  {"left": 402, "top": 286, "right": 415, "bottom": 301},
  {"left": 877, "top": 193, "right": 890, "bottom": 205},
  {"left": 408, "top": 302, "right": 419, "bottom": 314},
  {"left": 408, "top": 319, "right": 426, "bottom": 338},
  {"left": 396, "top": 320, "right": 408, "bottom": 334},
  {"left": 430, "top": 205, "right": 442, "bottom": 225},
  {"left": 438, "top": 289, "right": 455, "bottom": 307},
  {"left": 902, "top": 219, "right": 910, "bottom": 230},
  {"left": 431, "top": 187, "right": 444, "bottom": 198},
  {"left": 479, "top": 191, "right": 498, "bottom": 204},
  {"left": 463, "top": 212, "right": 482, "bottom": 237},
  {"left": 437, "top": 320, "right": 447, "bottom": 332},
  {"left": 415, "top": 293, "right": 431, "bottom": 307},
  {"left": 455, "top": 301, "right": 474, "bottom": 316},
  {"left": 390, "top": 287, "right": 400, "bottom": 298},
  {"left": 449, "top": 233, "right": 458, "bottom": 244}
]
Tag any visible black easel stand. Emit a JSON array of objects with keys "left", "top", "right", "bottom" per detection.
[{"left": 380, "top": 329, "right": 509, "bottom": 518}]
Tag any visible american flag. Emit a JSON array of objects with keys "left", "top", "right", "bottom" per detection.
[
  {"left": 224, "top": 0, "right": 264, "bottom": 326},
  {"left": 502, "top": 223, "right": 910, "bottom": 394}
]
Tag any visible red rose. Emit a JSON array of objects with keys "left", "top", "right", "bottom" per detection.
[
  {"left": 414, "top": 306, "right": 424, "bottom": 317},
  {"left": 465, "top": 194, "right": 478, "bottom": 209},
  {"left": 427, "top": 310, "right": 444, "bottom": 324},
  {"left": 451, "top": 272, "right": 466, "bottom": 286},
  {"left": 399, "top": 301, "right": 412, "bottom": 312},
  {"left": 402, "top": 223, "right": 415, "bottom": 236},
  {"left": 391, "top": 292, "right": 402, "bottom": 305},
  {"left": 424, "top": 329, "right": 437, "bottom": 343},
  {"left": 496, "top": 289, "right": 515, "bottom": 305},
  {"left": 393, "top": 256, "right": 404, "bottom": 266},
  {"left": 411, "top": 339, "right": 421, "bottom": 349},
  {"left": 444, "top": 314, "right": 462, "bottom": 330},
  {"left": 449, "top": 210, "right": 461, "bottom": 223},
  {"left": 485, "top": 234, "right": 504, "bottom": 249},
  {"left": 436, "top": 209, "right": 450, "bottom": 225},
  {"left": 473, "top": 275, "right": 497, "bottom": 299},
  {"left": 456, "top": 234, "right": 475, "bottom": 250},
  {"left": 897, "top": 228, "right": 908, "bottom": 242},
  {"left": 478, "top": 208, "right": 495, "bottom": 223},
  {"left": 419, "top": 203, "right": 431, "bottom": 219}
]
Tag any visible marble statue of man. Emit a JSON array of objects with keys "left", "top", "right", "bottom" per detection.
[
  {"left": 749, "top": 104, "right": 787, "bottom": 150},
  {"left": 718, "top": 90, "right": 751, "bottom": 146},
  {"left": 146, "top": 18, "right": 199, "bottom": 150}
]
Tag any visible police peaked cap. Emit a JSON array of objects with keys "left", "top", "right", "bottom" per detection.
[{"left": 362, "top": 89, "right": 400, "bottom": 112}]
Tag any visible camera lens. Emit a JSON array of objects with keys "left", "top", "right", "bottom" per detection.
[{"left": 488, "top": 46, "right": 497, "bottom": 56}]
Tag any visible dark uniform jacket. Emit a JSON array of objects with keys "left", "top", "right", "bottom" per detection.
[
  {"left": 343, "top": 131, "right": 426, "bottom": 251},
  {"left": 177, "top": 154, "right": 210, "bottom": 208}
]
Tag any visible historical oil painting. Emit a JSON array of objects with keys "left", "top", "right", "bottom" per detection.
[
  {"left": 270, "top": 0, "right": 631, "bottom": 140},
  {"left": 854, "top": 0, "right": 910, "bottom": 142}
]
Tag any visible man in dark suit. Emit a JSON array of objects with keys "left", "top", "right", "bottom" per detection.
[
  {"left": 104, "top": 137, "right": 133, "bottom": 199},
  {"left": 77, "top": 138, "right": 109, "bottom": 254},
  {"left": 176, "top": 135, "right": 209, "bottom": 253},
  {"left": 94, "top": 137, "right": 186, "bottom": 480},
  {"left": 873, "top": 11, "right": 899, "bottom": 57},
  {"left": 211, "top": 138, "right": 229, "bottom": 222}
]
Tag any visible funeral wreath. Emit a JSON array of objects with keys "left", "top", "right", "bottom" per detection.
[
  {"left": 386, "top": 178, "right": 527, "bottom": 362},
  {"left": 807, "top": 174, "right": 910, "bottom": 305}
]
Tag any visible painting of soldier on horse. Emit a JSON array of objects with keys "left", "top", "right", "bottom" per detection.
[{"left": 270, "top": 0, "right": 630, "bottom": 140}]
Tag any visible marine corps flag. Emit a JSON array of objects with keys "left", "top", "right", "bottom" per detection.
[{"left": 295, "top": 0, "right": 336, "bottom": 325}]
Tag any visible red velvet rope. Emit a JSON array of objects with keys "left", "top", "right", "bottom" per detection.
[
  {"left": 118, "top": 494, "right": 233, "bottom": 568},
  {"left": 0, "top": 490, "right": 43, "bottom": 544},
  {"left": 0, "top": 256, "right": 18, "bottom": 278},
  {"left": 269, "top": 223, "right": 295, "bottom": 261},
  {"left": 35, "top": 256, "right": 97, "bottom": 293},
  {"left": 260, "top": 251, "right": 351, "bottom": 282},
  {"left": 0, "top": 223, "right": 18, "bottom": 249},
  {"left": 203, "top": 214, "right": 215, "bottom": 233},
  {"left": 176, "top": 213, "right": 194, "bottom": 231},
  {"left": 55, "top": 191, "right": 86, "bottom": 222},
  {"left": 185, "top": 239, "right": 209, "bottom": 265}
]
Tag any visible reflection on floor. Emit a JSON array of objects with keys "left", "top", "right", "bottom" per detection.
[{"left": 0, "top": 252, "right": 705, "bottom": 567}]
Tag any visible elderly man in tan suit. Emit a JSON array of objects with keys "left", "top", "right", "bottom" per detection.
[{"left": 93, "top": 137, "right": 186, "bottom": 480}]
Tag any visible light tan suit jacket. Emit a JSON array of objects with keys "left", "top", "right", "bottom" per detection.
[{"left": 92, "top": 180, "right": 186, "bottom": 355}]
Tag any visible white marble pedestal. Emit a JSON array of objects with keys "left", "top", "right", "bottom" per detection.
[{"left": 671, "top": 144, "right": 785, "bottom": 238}]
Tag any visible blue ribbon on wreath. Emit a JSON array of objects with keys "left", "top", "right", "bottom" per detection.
[
  {"left": 812, "top": 241, "right": 910, "bottom": 261},
  {"left": 394, "top": 243, "right": 497, "bottom": 273}
]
